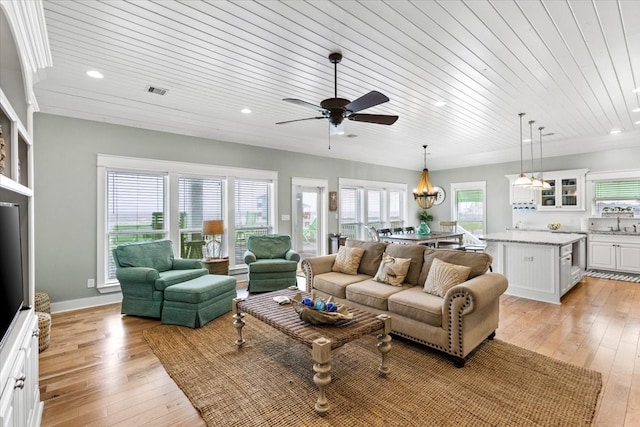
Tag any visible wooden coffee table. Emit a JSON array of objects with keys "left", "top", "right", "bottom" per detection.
[{"left": 232, "top": 289, "right": 392, "bottom": 415}]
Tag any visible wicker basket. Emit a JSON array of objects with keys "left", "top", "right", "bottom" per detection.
[
  {"left": 37, "top": 311, "right": 52, "bottom": 352},
  {"left": 291, "top": 293, "right": 353, "bottom": 325},
  {"left": 35, "top": 292, "right": 51, "bottom": 313}
]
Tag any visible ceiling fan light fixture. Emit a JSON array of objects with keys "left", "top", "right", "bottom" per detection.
[
  {"left": 330, "top": 122, "right": 345, "bottom": 135},
  {"left": 413, "top": 145, "right": 438, "bottom": 209}
]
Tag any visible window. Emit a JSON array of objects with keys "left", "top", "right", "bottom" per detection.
[
  {"left": 178, "top": 177, "right": 223, "bottom": 259},
  {"left": 234, "top": 179, "right": 273, "bottom": 264},
  {"left": 97, "top": 155, "right": 277, "bottom": 291},
  {"left": 593, "top": 180, "right": 640, "bottom": 216},
  {"left": 450, "top": 182, "right": 486, "bottom": 244},
  {"left": 105, "top": 171, "right": 166, "bottom": 281},
  {"left": 339, "top": 178, "right": 407, "bottom": 239}
]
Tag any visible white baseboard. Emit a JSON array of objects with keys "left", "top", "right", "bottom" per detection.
[{"left": 51, "top": 293, "right": 123, "bottom": 314}]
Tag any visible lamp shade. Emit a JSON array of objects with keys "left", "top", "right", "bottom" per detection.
[{"left": 203, "top": 220, "right": 224, "bottom": 235}]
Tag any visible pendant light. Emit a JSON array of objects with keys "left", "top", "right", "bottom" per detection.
[
  {"left": 513, "top": 113, "right": 532, "bottom": 187},
  {"left": 538, "top": 127, "right": 552, "bottom": 190},
  {"left": 529, "top": 119, "right": 543, "bottom": 189},
  {"left": 413, "top": 144, "right": 438, "bottom": 209}
]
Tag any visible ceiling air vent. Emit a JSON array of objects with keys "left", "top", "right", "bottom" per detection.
[{"left": 145, "top": 85, "right": 168, "bottom": 95}]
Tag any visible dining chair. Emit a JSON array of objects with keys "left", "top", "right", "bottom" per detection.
[{"left": 438, "top": 221, "right": 465, "bottom": 250}]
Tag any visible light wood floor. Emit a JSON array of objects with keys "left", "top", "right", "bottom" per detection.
[{"left": 39, "top": 276, "right": 639, "bottom": 426}]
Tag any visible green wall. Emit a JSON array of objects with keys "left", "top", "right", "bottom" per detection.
[{"left": 33, "top": 113, "right": 640, "bottom": 305}]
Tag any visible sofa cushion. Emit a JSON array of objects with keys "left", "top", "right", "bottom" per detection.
[
  {"left": 115, "top": 240, "right": 174, "bottom": 272},
  {"left": 384, "top": 243, "right": 428, "bottom": 285},
  {"left": 345, "top": 279, "right": 411, "bottom": 311},
  {"left": 373, "top": 253, "right": 411, "bottom": 286},
  {"left": 345, "top": 240, "right": 388, "bottom": 276},
  {"left": 155, "top": 268, "right": 208, "bottom": 290},
  {"left": 419, "top": 249, "right": 492, "bottom": 285},
  {"left": 313, "top": 272, "right": 373, "bottom": 299},
  {"left": 248, "top": 258, "right": 298, "bottom": 273},
  {"left": 423, "top": 258, "right": 472, "bottom": 297},
  {"left": 332, "top": 246, "right": 365, "bottom": 275},
  {"left": 388, "top": 287, "right": 443, "bottom": 327}
]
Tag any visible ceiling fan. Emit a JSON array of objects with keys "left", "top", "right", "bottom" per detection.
[{"left": 276, "top": 53, "right": 399, "bottom": 128}]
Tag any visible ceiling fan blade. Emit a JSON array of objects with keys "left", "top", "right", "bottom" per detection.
[
  {"left": 282, "top": 98, "right": 324, "bottom": 112},
  {"left": 276, "top": 116, "right": 325, "bottom": 125},
  {"left": 348, "top": 114, "right": 399, "bottom": 125},
  {"left": 344, "top": 90, "right": 389, "bottom": 113}
]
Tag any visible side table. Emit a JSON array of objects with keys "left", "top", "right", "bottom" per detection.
[{"left": 202, "top": 257, "right": 229, "bottom": 275}]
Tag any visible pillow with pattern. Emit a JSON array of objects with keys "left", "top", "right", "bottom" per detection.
[
  {"left": 332, "top": 246, "right": 366, "bottom": 275},
  {"left": 373, "top": 253, "right": 411, "bottom": 286},
  {"left": 423, "top": 258, "right": 472, "bottom": 297}
]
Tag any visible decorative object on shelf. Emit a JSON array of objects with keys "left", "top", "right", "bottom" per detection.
[
  {"left": 203, "top": 220, "right": 224, "bottom": 259},
  {"left": 513, "top": 113, "right": 532, "bottom": 187},
  {"left": 547, "top": 223, "right": 561, "bottom": 230},
  {"left": 0, "top": 125, "right": 5, "bottom": 175},
  {"left": 291, "top": 292, "right": 353, "bottom": 325},
  {"left": 329, "top": 191, "right": 338, "bottom": 211},
  {"left": 413, "top": 144, "right": 438, "bottom": 208},
  {"left": 433, "top": 186, "right": 446, "bottom": 205},
  {"left": 417, "top": 221, "right": 431, "bottom": 236},
  {"left": 602, "top": 207, "right": 634, "bottom": 218}
]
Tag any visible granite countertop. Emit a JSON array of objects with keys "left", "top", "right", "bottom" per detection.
[{"left": 480, "top": 231, "right": 587, "bottom": 246}]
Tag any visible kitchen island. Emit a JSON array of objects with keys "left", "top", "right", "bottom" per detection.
[{"left": 480, "top": 231, "right": 587, "bottom": 304}]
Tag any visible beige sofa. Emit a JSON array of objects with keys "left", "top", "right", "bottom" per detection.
[{"left": 300, "top": 240, "right": 508, "bottom": 367}]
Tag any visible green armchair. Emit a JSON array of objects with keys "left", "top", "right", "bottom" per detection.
[
  {"left": 113, "top": 239, "right": 208, "bottom": 317},
  {"left": 244, "top": 234, "right": 300, "bottom": 293}
]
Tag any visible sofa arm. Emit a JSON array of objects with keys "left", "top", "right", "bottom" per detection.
[
  {"left": 443, "top": 272, "right": 508, "bottom": 317},
  {"left": 244, "top": 250, "right": 257, "bottom": 265},
  {"left": 172, "top": 258, "right": 203, "bottom": 270},
  {"left": 116, "top": 267, "right": 160, "bottom": 285},
  {"left": 285, "top": 249, "right": 301, "bottom": 262},
  {"left": 300, "top": 255, "right": 337, "bottom": 292}
]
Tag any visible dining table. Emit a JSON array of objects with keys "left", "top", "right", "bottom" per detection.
[{"left": 379, "top": 231, "right": 464, "bottom": 248}]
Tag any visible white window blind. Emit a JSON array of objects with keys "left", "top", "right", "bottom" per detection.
[
  {"left": 234, "top": 179, "right": 272, "bottom": 264},
  {"left": 106, "top": 171, "right": 166, "bottom": 279},
  {"left": 366, "top": 189, "right": 382, "bottom": 228},
  {"left": 178, "top": 177, "right": 223, "bottom": 258},
  {"left": 594, "top": 180, "right": 640, "bottom": 200},
  {"left": 339, "top": 187, "right": 360, "bottom": 238}
]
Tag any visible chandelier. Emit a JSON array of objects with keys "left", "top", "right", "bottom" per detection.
[{"left": 413, "top": 145, "right": 438, "bottom": 209}]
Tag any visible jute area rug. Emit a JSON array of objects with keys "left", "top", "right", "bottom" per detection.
[{"left": 143, "top": 315, "right": 602, "bottom": 427}]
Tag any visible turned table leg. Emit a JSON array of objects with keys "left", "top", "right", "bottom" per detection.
[
  {"left": 232, "top": 298, "right": 246, "bottom": 347},
  {"left": 376, "top": 314, "right": 392, "bottom": 375},
  {"left": 312, "top": 337, "right": 332, "bottom": 415}
]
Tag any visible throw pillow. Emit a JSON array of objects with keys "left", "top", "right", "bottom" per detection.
[
  {"left": 332, "top": 246, "right": 365, "bottom": 275},
  {"left": 423, "top": 258, "right": 472, "bottom": 297},
  {"left": 373, "top": 253, "right": 411, "bottom": 286}
]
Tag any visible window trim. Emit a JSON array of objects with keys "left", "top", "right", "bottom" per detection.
[
  {"left": 97, "top": 154, "right": 277, "bottom": 292},
  {"left": 450, "top": 181, "right": 486, "bottom": 242}
]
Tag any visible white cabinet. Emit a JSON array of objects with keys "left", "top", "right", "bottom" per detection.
[
  {"left": 0, "top": 310, "right": 42, "bottom": 427},
  {"left": 588, "top": 234, "right": 640, "bottom": 273},
  {"left": 538, "top": 169, "right": 588, "bottom": 211}
]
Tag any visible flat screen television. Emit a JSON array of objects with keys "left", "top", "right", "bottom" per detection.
[{"left": 0, "top": 202, "right": 25, "bottom": 349}]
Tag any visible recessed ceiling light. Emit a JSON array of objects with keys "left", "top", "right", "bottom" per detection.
[
  {"left": 609, "top": 128, "right": 623, "bottom": 134},
  {"left": 86, "top": 70, "right": 104, "bottom": 79},
  {"left": 632, "top": 107, "right": 640, "bottom": 113},
  {"left": 434, "top": 101, "right": 446, "bottom": 107},
  {"left": 522, "top": 138, "right": 532, "bottom": 143},
  {"left": 241, "top": 108, "right": 251, "bottom": 114},
  {"left": 633, "top": 87, "right": 640, "bottom": 93},
  {"left": 635, "top": 120, "right": 640, "bottom": 125}
]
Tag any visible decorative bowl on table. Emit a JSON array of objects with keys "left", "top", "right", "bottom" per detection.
[
  {"left": 547, "top": 223, "right": 561, "bottom": 230},
  {"left": 291, "top": 292, "right": 353, "bottom": 325}
]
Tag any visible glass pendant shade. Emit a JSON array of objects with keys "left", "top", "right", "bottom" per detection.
[{"left": 413, "top": 145, "right": 437, "bottom": 209}]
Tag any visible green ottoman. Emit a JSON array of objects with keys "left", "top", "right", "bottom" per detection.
[{"left": 162, "top": 275, "right": 237, "bottom": 328}]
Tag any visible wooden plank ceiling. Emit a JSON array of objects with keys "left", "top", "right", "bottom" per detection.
[{"left": 34, "top": 0, "right": 640, "bottom": 171}]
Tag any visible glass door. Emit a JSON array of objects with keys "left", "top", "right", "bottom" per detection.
[
  {"left": 293, "top": 185, "right": 322, "bottom": 257},
  {"left": 560, "top": 178, "right": 578, "bottom": 207}
]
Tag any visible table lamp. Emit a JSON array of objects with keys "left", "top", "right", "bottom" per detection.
[{"left": 203, "top": 220, "right": 224, "bottom": 259}]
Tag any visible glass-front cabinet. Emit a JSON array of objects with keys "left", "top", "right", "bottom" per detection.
[{"left": 537, "top": 169, "right": 588, "bottom": 211}]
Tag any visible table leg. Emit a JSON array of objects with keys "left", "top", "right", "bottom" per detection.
[
  {"left": 376, "top": 314, "right": 392, "bottom": 375},
  {"left": 232, "top": 298, "right": 246, "bottom": 347},
  {"left": 312, "top": 337, "right": 332, "bottom": 415}
]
